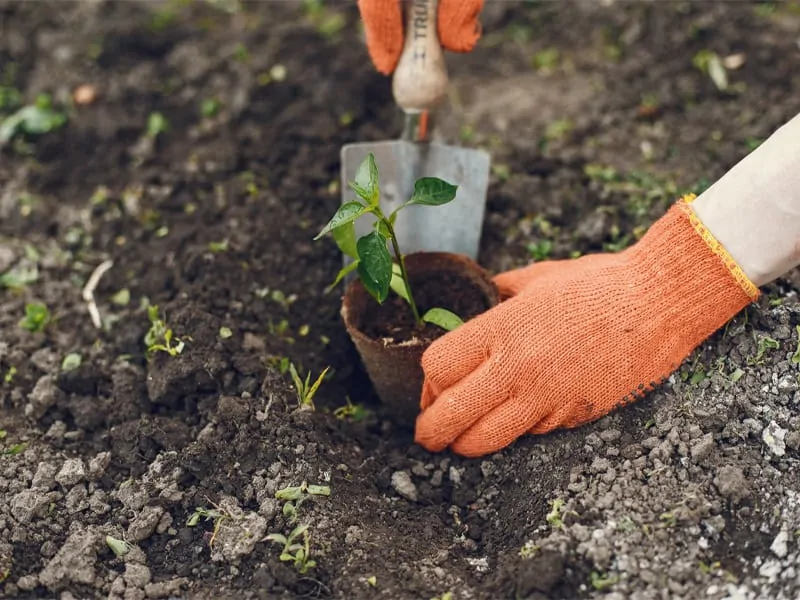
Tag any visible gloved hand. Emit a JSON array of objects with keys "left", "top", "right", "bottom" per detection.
[
  {"left": 357, "top": 0, "right": 485, "bottom": 74},
  {"left": 415, "top": 195, "right": 759, "bottom": 457}
]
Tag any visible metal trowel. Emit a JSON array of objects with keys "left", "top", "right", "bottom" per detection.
[{"left": 340, "top": 0, "right": 491, "bottom": 277}]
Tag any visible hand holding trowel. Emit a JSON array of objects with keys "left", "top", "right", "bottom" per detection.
[{"left": 341, "top": 0, "right": 491, "bottom": 273}]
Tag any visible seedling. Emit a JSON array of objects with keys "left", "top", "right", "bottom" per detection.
[
  {"left": 19, "top": 302, "right": 50, "bottom": 333},
  {"left": 0, "top": 93, "right": 66, "bottom": 144},
  {"left": 791, "top": 326, "right": 800, "bottom": 364},
  {"left": 590, "top": 571, "right": 618, "bottom": 591},
  {"left": 186, "top": 506, "right": 228, "bottom": 548},
  {"left": 146, "top": 112, "right": 168, "bottom": 138},
  {"left": 546, "top": 498, "right": 565, "bottom": 529},
  {"left": 314, "top": 153, "right": 464, "bottom": 332},
  {"left": 144, "top": 305, "right": 185, "bottom": 358},
  {"left": 288, "top": 363, "right": 330, "bottom": 410},
  {"left": 749, "top": 335, "right": 779, "bottom": 365},
  {"left": 275, "top": 481, "right": 330, "bottom": 523},
  {"left": 105, "top": 535, "right": 133, "bottom": 557},
  {"left": 518, "top": 540, "right": 539, "bottom": 559},
  {"left": 333, "top": 396, "right": 368, "bottom": 422},
  {"left": 266, "top": 523, "right": 316, "bottom": 574}
]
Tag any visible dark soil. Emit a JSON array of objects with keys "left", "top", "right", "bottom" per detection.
[
  {"left": 1, "top": 1, "right": 800, "bottom": 600},
  {"left": 357, "top": 262, "right": 495, "bottom": 344}
]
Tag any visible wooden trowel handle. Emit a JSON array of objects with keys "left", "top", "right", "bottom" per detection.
[{"left": 392, "top": 0, "right": 448, "bottom": 113}]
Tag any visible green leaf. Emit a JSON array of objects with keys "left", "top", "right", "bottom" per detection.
[
  {"left": 389, "top": 264, "right": 409, "bottom": 303},
  {"left": 275, "top": 485, "right": 303, "bottom": 501},
  {"left": 288, "top": 523, "right": 309, "bottom": 541},
  {"left": 306, "top": 484, "right": 331, "bottom": 496},
  {"left": 326, "top": 260, "right": 359, "bottom": 292},
  {"left": 356, "top": 231, "right": 392, "bottom": 303},
  {"left": 351, "top": 153, "right": 380, "bottom": 205},
  {"left": 406, "top": 177, "right": 458, "bottom": 207},
  {"left": 61, "top": 353, "right": 82, "bottom": 372},
  {"left": 105, "top": 535, "right": 132, "bottom": 557},
  {"left": 0, "top": 104, "right": 66, "bottom": 143},
  {"left": 314, "top": 202, "right": 369, "bottom": 240},
  {"left": 422, "top": 308, "right": 464, "bottom": 331},
  {"left": 266, "top": 533, "right": 288, "bottom": 546},
  {"left": 332, "top": 221, "right": 358, "bottom": 258},
  {"left": 792, "top": 326, "right": 800, "bottom": 364},
  {"left": 375, "top": 219, "right": 392, "bottom": 240}
]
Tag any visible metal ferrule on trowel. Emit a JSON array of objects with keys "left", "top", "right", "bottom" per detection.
[{"left": 339, "top": 0, "right": 491, "bottom": 284}]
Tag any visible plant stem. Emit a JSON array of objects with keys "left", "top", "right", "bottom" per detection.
[{"left": 383, "top": 216, "right": 423, "bottom": 327}]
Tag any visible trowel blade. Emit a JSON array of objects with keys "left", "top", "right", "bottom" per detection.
[{"left": 340, "top": 140, "right": 491, "bottom": 275}]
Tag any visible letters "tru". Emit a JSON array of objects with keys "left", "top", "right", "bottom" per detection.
[{"left": 411, "top": 0, "right": 428, "bottom": 63}]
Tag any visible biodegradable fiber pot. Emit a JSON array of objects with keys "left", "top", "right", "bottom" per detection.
[{"left": 341, "top": 252, "right": 500, "bottom": 426}]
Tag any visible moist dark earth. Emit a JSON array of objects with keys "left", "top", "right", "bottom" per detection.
[{"left": 1, "top": 1, "right": 800, "bottom": 599}]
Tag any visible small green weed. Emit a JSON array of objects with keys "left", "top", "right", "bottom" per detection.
[
  {"left": 333, "top": 396, "right": 369, "bottom": 422},
  {"left": 146, "top": 112, "right": 168, "bottom": 138},
  {"left": 266, "top": 523, "right": 317, "bottom": 574},
  {"left": 546, "top": 498, "right": 565, "bottom": 529},
  {"left": 590, "top": 571, "right": 618, "bottom": 591},
  {"left": 144, "top": 305, "right": 185, "bottom": 358},
  {"left": 0, "top": 93, "right": 66, "bottom": 143},
  {"left": 187, "top": 505, "right": 229, "bottom": 548},
  {"left": 527, "top": 240, "right": 553, "bottom": 261},
  {"left": 19, "top": 302, "right": 50, "bottom": 333},
  {"left": 288, "top": 363, "right": 330, "bottom": 410},
  {"left": 275, "top": 481, "right": 330, "bottom": 523},
  {"left": 749, "top": 335, "right": 779, "bottom": 365}
]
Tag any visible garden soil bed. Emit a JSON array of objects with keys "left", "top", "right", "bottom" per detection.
[{"left": 1, "top": 1, "right": 800, "bottom": 599}]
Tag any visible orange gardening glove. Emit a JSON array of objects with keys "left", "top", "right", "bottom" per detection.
[
  {"left": 357, "top": 0, "right": 485, "bottom": 74},
  {"left": 415, "top": 195, "right": 760, "bottom": 457}
]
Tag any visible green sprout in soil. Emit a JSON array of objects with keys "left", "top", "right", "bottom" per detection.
[
  {"left": 288, "top": 363, "right": 330, "bottom": 410},
  {"left": 266, "top": 523, "right": 317, "bottom": 574},
  {"left": 333, "top": 396, "right": 368, "bottom": 422},
  {"left": 314, "top": 153, "right": 464, "bottom": 332},
  {"left": 61, "top": 353, "right": 82, "bottom": 372},
  {"left": 791, "top": 326, "right": 800, "bottom": 364},
  {"left": 527, "top": 239, "right": 553, "bottom": 261},
  {"left": 144, "top": 305, "right": 185, "bottom": 358},
  {"left": 201, "top": 98, "right": 222, "bottom": 118},
  {"left": 19, "top": 302, "right": 50, "bottom": 333},
  {"left": 0, "top": 431, "right": 26, "bottom": 456},
  {"left": 519, "top": 540, "right": 540, "bottom": 559},
  {"left": 0, "top": 93, "right": 66, "bottom": 144},
  {"left": 692, "top": 50, "right": 728, "bottom": 91},
  {"left": 0, "top": 261, "right": 39, "bottom": 289},
  {"left": 749, "top": 335, "right": 779, "bottom": 365},
  {"left": 267, "top": 355, "right": 291, "bottom": 374},
  {"left": 187, "top": 505, "right": 229, "bottom": 548},
  {"left": 275, "top": 482, "right": 330, "bottom": 523},
  {"left": 146, "top": 112, "right": 169, "bottom": 138},
  {"left": 546, "top": 498, "right": 566, "bottom": 529},
  {"left": 4, "top": 366, "right": 16, "bottom": 384},
  {"left": 590, "top": 571, "right": 619, "bottom": 591},
  {"left": 105, "top": 535, "right": 133, "bottom": 558}
]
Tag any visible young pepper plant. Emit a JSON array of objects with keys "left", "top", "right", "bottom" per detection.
[{"left": 314, "top": 153, "right": 464, "bottom": 332}]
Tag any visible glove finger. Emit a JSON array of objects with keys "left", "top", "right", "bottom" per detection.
[
  {"left": 415, "top": 355, "right": 511, "bottom": 452},
  {"left": 357, "top": 0, "right": 404, "bottom": 75},
  {"left": 437, "top": 0, "right": 484, "bottom": 53},
  {"left": 450, "top": 387, "right": 555, "bottom": 457},
  {"left": 420, "top": 313, "right": 490, "bottom": 402}
]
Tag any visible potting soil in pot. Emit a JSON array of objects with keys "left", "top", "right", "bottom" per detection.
[{"left": 359, "top": 269, "right": 494, "bottom": 344}]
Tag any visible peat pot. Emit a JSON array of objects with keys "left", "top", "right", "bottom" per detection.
[{"left": 341, "top": 252, "right": 500, "bottom": 426}]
